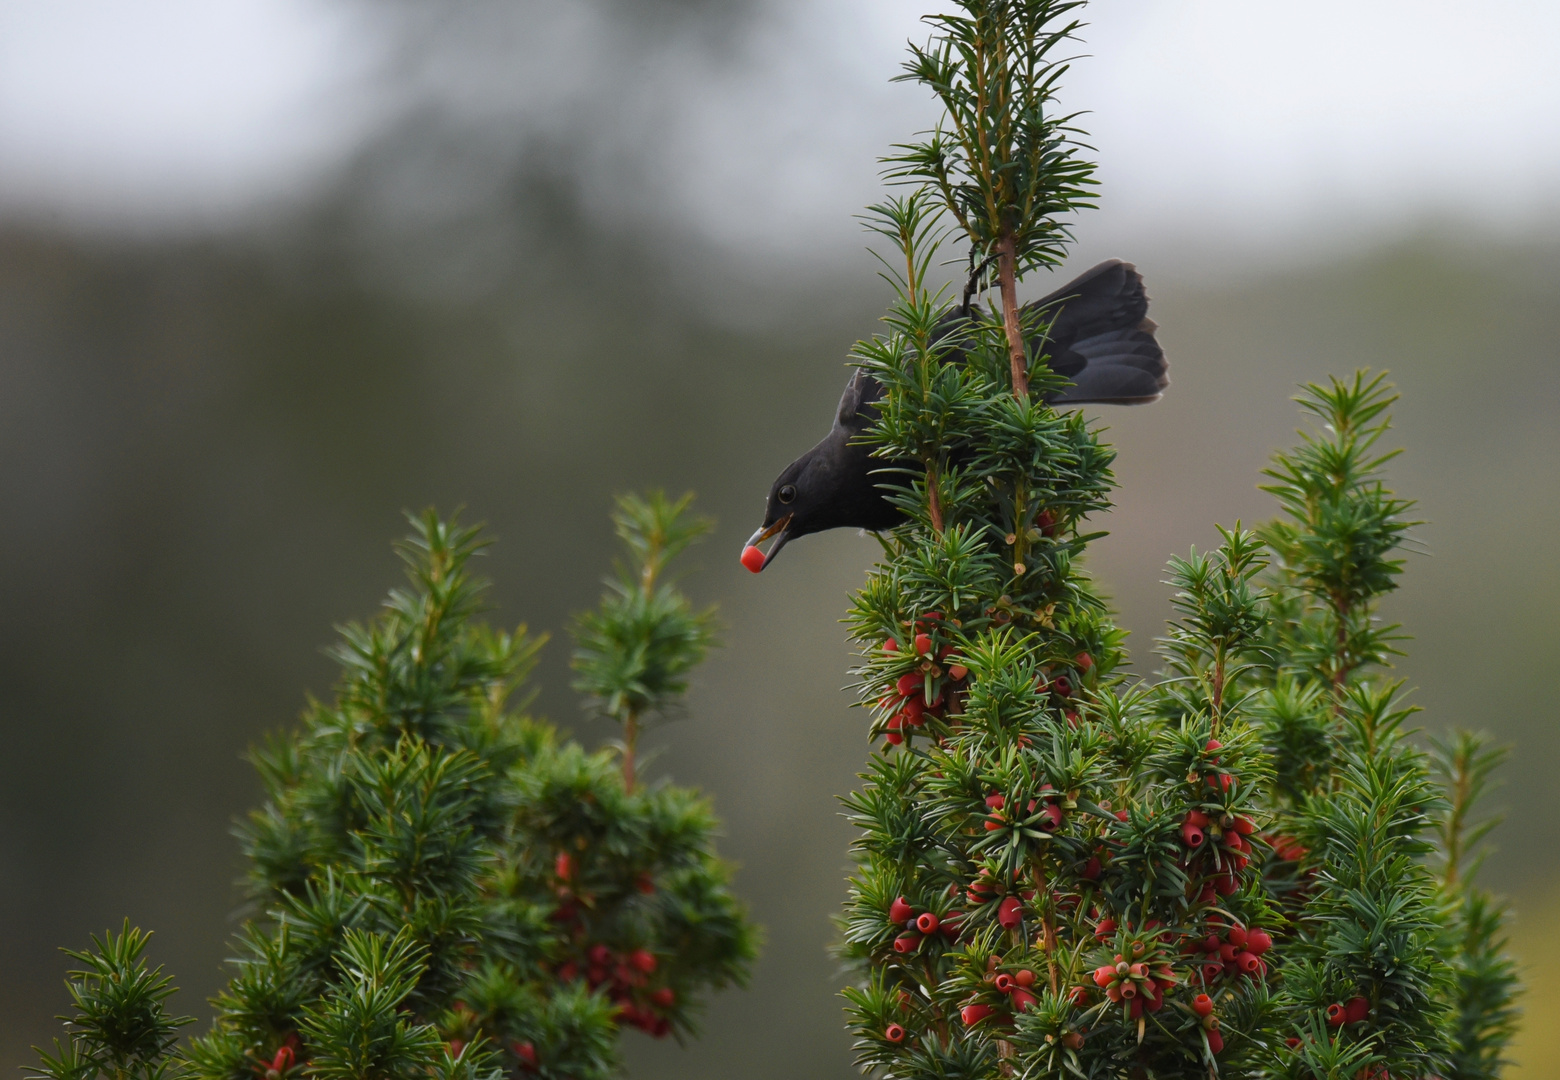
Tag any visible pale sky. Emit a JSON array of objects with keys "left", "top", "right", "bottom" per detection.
[{"left": 2, "top": 0, "right": 1557, "bottom": 261}]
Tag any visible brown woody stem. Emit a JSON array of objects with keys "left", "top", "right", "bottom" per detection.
[{"left": 997, "top": 232, "right": 1028, "bottom": 400}]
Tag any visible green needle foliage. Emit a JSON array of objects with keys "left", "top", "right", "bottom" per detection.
[
  {"left": 31, "top": 923, "right": 193, "bottom": 1080},
  {"left": 835, "top": 3, "right": 1518, "bottom": 1079},
  {"left": 31, "top": 501, "right": 755, "bottom": 1080}
]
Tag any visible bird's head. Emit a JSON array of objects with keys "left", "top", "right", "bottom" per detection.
[{"left": 741, "top": 453, "right": 823, "bottom": 572}]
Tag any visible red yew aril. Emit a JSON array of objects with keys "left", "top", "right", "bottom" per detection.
[
  {"left": 651, "top": 987, "right": 675, "bottom": 1008},
  {"left": 1182, "top": 821, "right": 1206, "bottom": 848},
  {"left": 1215, "top": 872, "right": 1240, "bottom": 896},
  {"left": 902, "top": 697, "right": 925, "bottom": 726},
  {"left": 1327, "top": 1003, "right": 1347, "bottom": 1027},
  {"left": 1226, "top": 926, "right": 1247, "bottom": 948},
  {"left": 916, "top": 912, "right": 940, "bottom": 934},
  {"left": 1201, "top": 963, "right": 1224, "bottom": 983},
  {"left": 1095, "top": 918, "right": 1117, "bottom": 940},
  {"left": 1246, "top": 928, "right": 1272, "bottom": 955},
  {"left": 1233, "top": 815, "right": 1256, "bottom": 835},
  {"left": 882, "top": 638, "right": 899, "bottom": 653},
  {"left": 555, "top": 851, "right": 574, "bottom": 880},
  {"left": 1053, "top": 675, "right": 1073, "bottom": 697},
  {"left": 630, "top": 949, "right": 657, "bottom": 974},
  {"left": 894, "top": 933, "right": 922, "bottom": 954},
  {"left": 994, "top": 973, "right": 1015, "bottom": 993},
  {"left": 515, "top": 1042, "right": 539, "bottom": 1069},
  {"left": 890, "top": 896, "right": 914, "bottom": 924},
  {"left": 1206, "top": 1029, "right": 1224, "bottom": 1055},
  {"left": 949, "top": 663, "right": 969, "bottom": 680},
  {"left": 896, "top": 673, "right": 920, "bottom": 697},
  {"left": 985, "top": 793, "right": 1006, "bottom": 809},
  {"left": 1205, "top": 739, "right": 1223, "bottom": 753},
  {"left": 1062, "top": 1032, "right": 1085, "bottom": 1050},
  {"left": 1082, "top": 856, "right": 1102, "bottom": 879},
  {"left": 740, "top": 545, "right": 766, "bottom": 573},
  {"left": 1235, "top": 951, "right": 1260, "bottom": 975},
  {"left": 1193, "top": 993, "right": 1214, "bottom": 1017},
  {"left": 1015, "top": 969, "right": 1036, "bottom": 988},
  {"left": 1185, "top": 809, "right": 1211, "bottom": 829},
  {"left": 997, "top": 897, "right": 1023, "bottom": 929},
  {"left": 914, "top": 633, "right": 933, "bottom": 655},
  {"left": 884, "top": 1023, "right": 905, "bottom": 1044},
  {"left": 1040, "top": 802, "right": 1065, "bottom": 830},
  {"left": 1075, "top": 652, "right": 1094, "bottom": 670},
  {"left": 1345, "top": 996, "right": 1370, "bottom": 1024},
  {"left": 961, "top": 1004, "right": 994, "bottom": 1026},
  {"left": 1010, "top": 988, "right": 1039, "bottom": 1013},
  {"left": 885, "top": 730, "right": 904, "bottom": 746},
  {"left": 1094, "top": 966, "right": 1115, "bottom": 987}
]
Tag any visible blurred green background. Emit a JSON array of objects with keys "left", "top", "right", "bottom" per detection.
[{"left": 3, "top": 1, "right": 1559, "bottom": 1077}]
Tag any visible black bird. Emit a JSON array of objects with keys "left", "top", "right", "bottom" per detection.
[{"left": 742, "top": 259, "right": 1168, "bottom": 572}]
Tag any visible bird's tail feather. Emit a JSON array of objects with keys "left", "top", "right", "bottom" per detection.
[{"left": 1048, "top": 318, "right": 1169, "bottom": 405}]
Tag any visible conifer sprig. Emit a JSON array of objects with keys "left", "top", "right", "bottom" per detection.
[{"left": 34, "top": 503, "right": 755, "bottom": 1080}]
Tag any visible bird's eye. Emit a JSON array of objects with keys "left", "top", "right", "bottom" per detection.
[{"left": 777, "top": 484, "right": 797, "bottom": 505}]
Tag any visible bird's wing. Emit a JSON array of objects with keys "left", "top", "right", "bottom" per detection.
[{"left": 1028, "top": 260, "right": 1169, "bottom": 405}]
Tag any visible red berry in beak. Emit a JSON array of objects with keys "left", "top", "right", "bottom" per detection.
[
  {"left": 889, "top": 896, "right": 914, "bottom": 924},
  {"left": 884, "top": 1023, "right": 905, "bottom": 1044},
  {"left": 740, "top": 545, "right": 766, "bottom": 573},
  {"left": 915, "top": 912, "right": 940, "bottom": 934}
]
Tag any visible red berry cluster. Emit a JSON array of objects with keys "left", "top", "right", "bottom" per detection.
[
  {"left": 982, "top": 788, "right": 1065, "bottom": 833},
  {"left": 1191, "top": 992, "right": 1225, "bottom": 1054},
  {"left": 548, "top": 851, "right": 675, "bottom": 1037},
  {"left": 1325, "top": 995, "right": 1371, "bottom": 1028},
  {"left": 1189, "top": 922, "right": 1273, "bottom": 985},
  {"left": 887, "top": 894, "right": 961, "bottom": 953},
  {"left": 878, "top": 613, "right": 966, "bottom": 746},
  {"left": 960, "top": 957, "right": 1044, "bottom": 1027},
  {"left": 1086, "top": 928, "right": 1179, "bottom": 1019}
]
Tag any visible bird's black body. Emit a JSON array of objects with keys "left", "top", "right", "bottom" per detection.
[{"left": 744, "top": 260, "right": 1168, "bottom": 569}]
